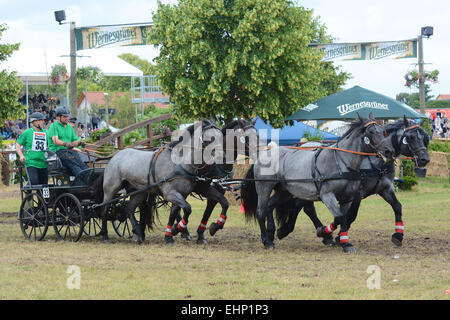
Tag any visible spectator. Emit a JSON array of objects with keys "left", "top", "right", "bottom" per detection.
[
  {"left": 76, "top": 122, "right": 84, "bottom": 138},
  {"left": 91, "top": 113, "right": 99, "bottom": 130}
]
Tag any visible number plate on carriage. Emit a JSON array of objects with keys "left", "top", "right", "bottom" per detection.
[{"left": 42, "top": 187, "right": 50, "bottom": 199}]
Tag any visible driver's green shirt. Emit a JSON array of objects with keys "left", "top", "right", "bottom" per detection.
[
  {"left": 16, "top": 128, "right": 48, "bottom": 168},
  {"left": 47, "top": 121, "right": 79, "bottom": 152}
]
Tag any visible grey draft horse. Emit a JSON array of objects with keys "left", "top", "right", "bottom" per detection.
[
  {"left": 168, "top": 119, "right": 260, "bottom": 244},
  {"left": 240, "top": 113, "right": 395, "bottom": 253},
  {"left": 275, "top": 117, "right": 430, "bottom": 247},
  {"left": 98, "top": 119, "right": 223, "bottom": 243}
]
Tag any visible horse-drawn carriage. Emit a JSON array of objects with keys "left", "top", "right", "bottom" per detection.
[
  {"left": 16, "top": 116, "right": 430, "bottom": 253},
  {"left": 17, "top": 150, "right": 137, "bottom": 242}
]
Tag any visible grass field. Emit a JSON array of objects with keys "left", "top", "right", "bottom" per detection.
[{"left": 0, "top": 177, "right": 449, "bottom": 300}]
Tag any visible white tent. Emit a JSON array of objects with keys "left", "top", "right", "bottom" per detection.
[
  {"left": 2, "top": 47, "right": 143, "bottom": 128},
  {"left": 3, "top": 48, "right": 143, "bottom": 85}
]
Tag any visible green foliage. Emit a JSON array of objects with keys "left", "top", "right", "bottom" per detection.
[
  {"left": 107, "top": 93, "right": 135, "bottom": 128},
  {"left": 421, "top": 118, "right": 432, "bottom": 136},
  {"left": 428, "top": 140, "right": 450, "bottom": 153},
  {"left": 425, "top": 100, "right": 450, "bottom": 109},
  {"left": 398, "top": 159, "right": 419, "bottom": 190},
  {"left": 396, "top": 85, "right": 433, "bottom": 108},
  {"left": 50, "top": 64, "right": 69, "bottom": 85},
  {"left": 75, "top": 66, "right": 104, "bottom": 84},
  {"left": 400, "top": 159, "right": 416, "bottom": 177},
  {"left": 149, "top": 0, "right": 349, "bottom": 127},
  {"left": 137, "top": 104, "right": 178, "bottom": 146},
  {"left": 0, "top": 23, "right": 24, "bottom": 122},
  {"left": 86, "top": 127, "right": 111, "bottom": 143},
  {"left": 118, "top": 53, "right": 156, "bottom": 75},
  {"left": 123, "top": 131, "right": 144, "bottom": 146},
  {"left": 302, "top": 129, "right": 324, "bottom": 142},
  {"left": 398, "top": 176, "right": 418, "bottom": 191},
  {"left": 102, "top": 76, "right": 130, "bottom": 92},
  {"left": 404, "top": 69, "right": 439, "bottom": 89}
]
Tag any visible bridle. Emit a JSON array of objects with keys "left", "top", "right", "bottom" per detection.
[
  {"left": 360, "top": 121, "right": 387, "bottom": 154},
  {"left": 189, "top": 121, "right": 221, "bottom": 172},
  {"left": 398, "top": 124, "right": 428, "bottom": 162}
]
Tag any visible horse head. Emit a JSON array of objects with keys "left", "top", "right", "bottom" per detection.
[
  {"left": 222, "top": 118, "right": 260, "bottom": 163},
  {"left": 398, "top": 116, "right": 430, "bottom": 168},
  {"left": 170, "top": 119, "right": 223, "bottom": 171},
  {"left": 356, "top": 112, "right": 394, "bottom": 162}
]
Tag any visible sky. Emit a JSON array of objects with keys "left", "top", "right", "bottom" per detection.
[{"left": 1, "top": 0, "right": 449, "bottom": 100}]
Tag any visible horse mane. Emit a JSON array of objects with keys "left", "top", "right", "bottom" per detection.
[
  {"left": 222, "top": 119, "right": 250, "bottom": 132},
  {"left": 167, "top": 119, "right": 213, "bottom": 148},
  {"left": 338, "top": 118, "right": 366, "bottom": 141},
  {"left": 385, "top": 118, "right": 429, "bottom": 147},
  {"left": 385, "top": 119, "right": 407, "bottom": 133}
]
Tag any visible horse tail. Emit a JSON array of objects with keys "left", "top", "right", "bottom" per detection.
[
  {"left": 275, "top": 197, "right": 300, "bottom": 228},
  {"left": 240, "top": 164, "right": 258, "bottom": 222},
  {"left": 143, "top": 194, "right": 161, "bottom": 231}
]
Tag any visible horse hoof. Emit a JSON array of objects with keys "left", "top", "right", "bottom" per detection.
[
  {"left": 181, "top": 230, "right": 191, "bottom": 241},
  {"left": 165, "top": 236, "right": 175, "bottom": 245},
  {"left": 391, "top": 233, "right": 403, "bottom": 247},
  {"left": 264, "top": 243, "right": 275, "bottom": 250},
  {"left": 316, "top": 226, "right": 327, "bottom": 238},
  {"left": 342, "top": 244, "right": 357, "bottom": 254},
  {"left": 132, "top": 234, "right": 143, "bottom": 244},
  {"left": 102, "top": 238, "right": 110, "bottom": 244},
  {"left": 209, "top": 223, "right": 222, "bottom": 236},
  {"left": 277, "top": 229, "right": 289, "bottom": 240},
  {"left": 197, "top": 237, "right": 207, "bottom": 245},
  {"left": 322, "top": 236, "right": 335, "bottom": 246}
]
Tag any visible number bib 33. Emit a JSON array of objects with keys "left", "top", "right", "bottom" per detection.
[{"left": 32, "top": 132, "right": 47, "bottom": 151}]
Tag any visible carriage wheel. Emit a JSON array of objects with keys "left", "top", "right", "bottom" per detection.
[
  {"left": 82, "top": 204, "right": 103, "bottom": 237},
  {"left": 112, "top": 204, "right": 142, "bottom": 239},
  {"left": 19, "top": 192, "right": 49, "bottom": 241},
  {"left": 52, "top": 193, "right": 84, "bottom": 242},
  {"left": 83, "top": 217, "right": 102, "bottom": 237}
]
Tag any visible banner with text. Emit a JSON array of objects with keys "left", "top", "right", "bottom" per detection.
[
  {"left": 312, "top": 39, "right": 417, "bottom": 61},
  {"left": 75, "top": 24, "right": 153, "bottom": 50}
]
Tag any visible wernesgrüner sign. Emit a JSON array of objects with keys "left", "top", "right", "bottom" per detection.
[
  {"left": 312, "top": 39, "right": 417, "bottom": 62},
  {"left": 337, "top": 101, "right": 389, "bottom": 116},
  {"left": 75, "top": 24, "right": 153, "bottom": 50}
]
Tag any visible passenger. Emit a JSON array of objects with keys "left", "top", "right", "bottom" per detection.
[
  {"left": 15, "top": 112, "right": 48, "bottom": 185},
  {"left": 47, "top": 106, "right": 88, "bottom": 176},
  {"left": 69, "top": 117, "right": 77, "bottom": 128}
]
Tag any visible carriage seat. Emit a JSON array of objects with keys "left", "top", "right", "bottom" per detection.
[{"left": 45, "top": 150, "right": 74, "bottom": 179}]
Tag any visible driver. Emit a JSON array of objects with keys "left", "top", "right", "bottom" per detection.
[
  {"left": 15, "top": 112, "right": 48, "bottom": 185},
  {"left": 47, "top": 106, "right": 88, "bottom": 176}
]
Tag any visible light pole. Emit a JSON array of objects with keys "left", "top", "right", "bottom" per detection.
[
  {"left": 54, "top": 10, "right": 77, "bottom": 116},
  {"left": 104, "top": 92, "right": 109, "bottom": 129},
  {"left": 418, "top": 26, "right": 433, "bottom": 115}
]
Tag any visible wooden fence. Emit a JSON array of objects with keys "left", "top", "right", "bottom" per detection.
[{"left": 87, "top": 113, "right": 173, "bottom": 156}]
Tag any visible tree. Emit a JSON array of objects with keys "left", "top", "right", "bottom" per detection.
[
  {"left": 149, "top": 0, "right": 349, "bottom": 127},
  {"left": 0, "top": 23, "right": 24, "bottom": 122},
  {"left": 396, "top": 84, "right": 434, "bottom": 108}
]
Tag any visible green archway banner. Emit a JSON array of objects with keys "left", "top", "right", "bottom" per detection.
[
  {"left": 310, "top": 39, "right": 417, "bottom": 61},
  {"left": 286, "top": 86, "right": 426, "bottom": 121},
  {"left": 75, "top": 23, "right": 153, "bottom": 50}
]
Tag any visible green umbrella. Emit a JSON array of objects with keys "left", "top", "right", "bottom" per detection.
[{"left": 287, "top": 85, "right": 426, "bottom": 121}]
